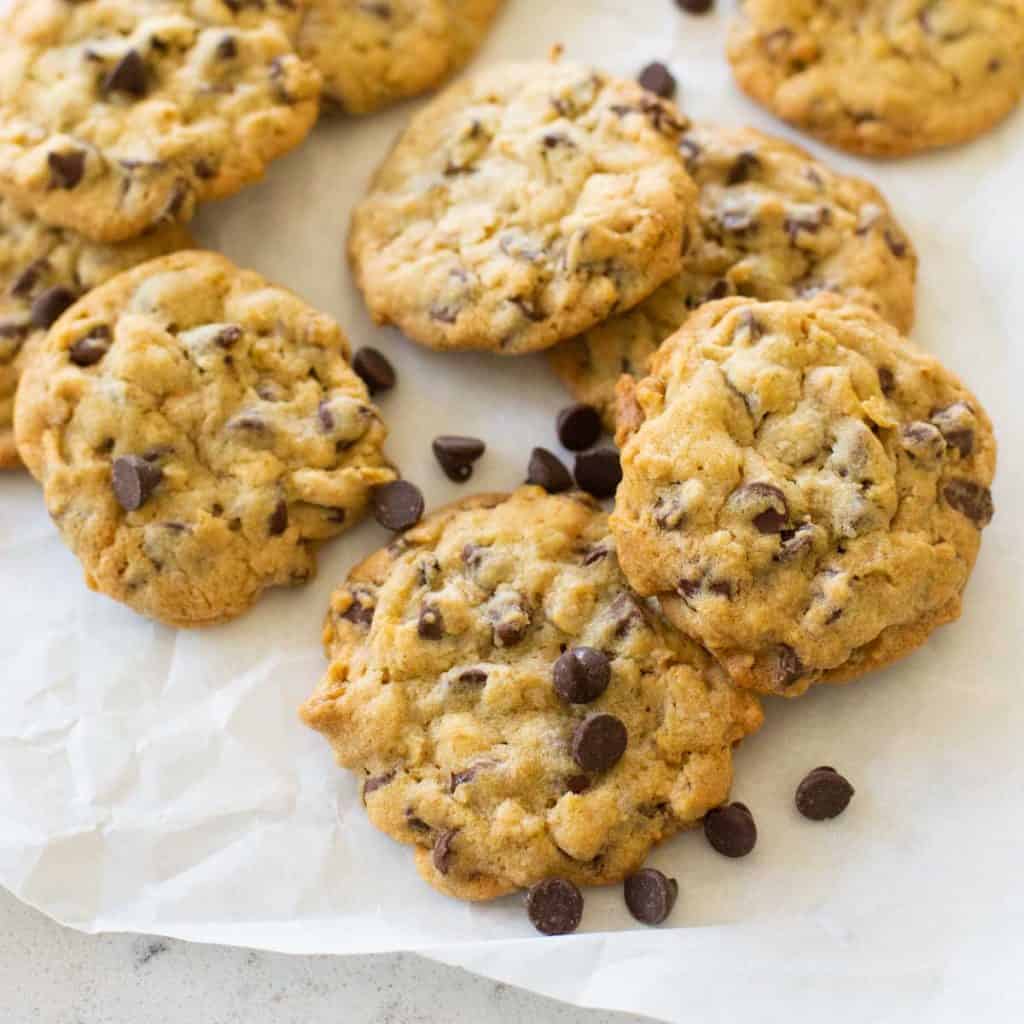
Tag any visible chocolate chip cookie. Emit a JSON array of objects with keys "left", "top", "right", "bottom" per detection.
[
  {"left": 15, "top": 250, "right": 395, "bottom": 627},
  {"left": 549, "top": 122, "right": 917, "bottom": 429},
  {"left": 611, "top": 296, "right": 996, "bottom": 696},
  {"left": 727, "top": 0, "right": 1024, "bottom": 156},
  {"left": 299, "top": 0, "right": 504, "bottom": 115},
  {"left": 301, "top": 487, "right": 762, "bottom": 900},
  {"left": 348, "top": 60, "right": 699, "bottom": 355},
  {"left": 0, "top": 198, "right": 191, "bottom": 470},
  {"left": 0, "top": 0, "right": 321, "bottom": 242}
]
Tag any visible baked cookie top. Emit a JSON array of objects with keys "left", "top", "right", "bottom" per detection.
[
  {"left": 299, "top": 0, "right": 504, "bottom": 115},
  {"left": 549, "top": 122, "right": 917, "bottom": 429},
  {"left": 15, "top": 250, "right": 395, "bottom": 627},
  {"left": 348, "top": 60, "right": 698, "bottom": 355},
  {"left": 0, "top": 197, "right": 191, "bottom": 470},
  {"left": 611, "top": 297, "right": 996, "bottom": 697},
  {"left": 0, "top": 0, "right": 321, "bottom": 242},
  {"left": 301, "top": 487, "right": 762, "bottom": 900},
  {"left": 727, "top": 0, "right": 1024, "bottom": 157}
]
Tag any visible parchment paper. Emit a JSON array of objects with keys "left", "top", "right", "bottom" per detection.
[{"left": 1, "top": 2, "right": 1022, "bottom": 1020}]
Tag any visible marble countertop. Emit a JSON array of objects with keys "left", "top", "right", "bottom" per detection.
[{"left": 0, "top": 888, "right": 649, "bottom": 1023}]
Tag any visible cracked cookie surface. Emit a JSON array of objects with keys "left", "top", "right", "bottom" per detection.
[
  {"left": 301, "top": 487, "right": 762, "bottom": 900},
  {"left": 15, "top": 250, "right": 395, "bottom": 627},
  {"left": 0, "top": 0, "right": 321, "bottom": 242},
  {"left": 348, "top": 60, "right": 698, "bottom": 355},
  {"left": 549, "top": 123, "right": 917, "bottom": 429},
  {"left": 299, "top": 0, "right": 504, "bottom": 115},
  {"left": 727, "top": 0, "right": 1024, "bottom": 156},
  {"left": 610, "top": 296, "right": 996, "bottom": 696},
  {"left": 0, "top": 197, "right": 190, "bottom": 469}
]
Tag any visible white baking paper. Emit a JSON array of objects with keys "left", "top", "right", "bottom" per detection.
[{"left": 1, "top": 1, "right": 1022, "bottom": 1020}]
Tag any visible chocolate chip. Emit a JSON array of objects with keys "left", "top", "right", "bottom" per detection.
[
  {"left": 556, "top": 403, "right": 602, "bottom": 451},
  {"left": 30, "top": 286, "right": 77, "bottom": 329},
  {"left": 267, "top": 499, "right": 288, "bottom": 536},
  {"left": 773, "top": 645, "right": 804, "bottom": 687},
  {"left": 68, "top": 325, "right": 111, "bottom": 366},
  {"left": 450, "top": 766, "right": 479, "bottom": 791},
  {"left": 527, "top": 447, "right": 573, "bottom": 493},
  {"left": 571, "top": 713, "right": 627, "bottom": 773},
  {"left": 623, "top": 868, "right": 678, "bottom": 925},
  {"left": 10, "top": 260, "right": 43, "bottom": 297},
  {"left": 795, "top": 767, "right": 855, "bottom": 820},
  {"left": 525, "top": 878, "right": 583, "bottom": 936},
  {"left": 405, "top": 812, "right": 431, "bottom": 833},
  {"left": 372, "top": 480, "right": 424, "bottom": 531},
  {"left": 943, "top": 479, "right": 993, "bottom": 527},
  {"left": 930, "top": 402, "right": 975, "bottom": 458},
  {"left": 352, "top": 347, "right": 395, "bottom": 394},
  {"left": 432, "top": 829, "right": 458, "bottom": 875},
  {"left": 213, "top": 325, "right": 242, "bottom": 348},
  {"left": 566, "top": 774, "right": 590, "bottom": 794},
  {"left": 342, "top": 588, "right": 375, "bottom": 627},
  {"left": 900, "top": 421, "right": 946, "bottom": 461},
  {"left": 103, "top": 50, "right": 148, "bottom": 97},
  {"left": 573, "top": 449, "right": 621, "bottom": 499},
  {"left": 884, "top": 229, "right": 908, "bottom": 259},
  {"left": 877, "top": 367, "right": 896, "bottom": 395},
  {"left": 48, "top": 150, "right": 85, "bottom": 189},
  {"left": 776, "top": 524, "right": 816, "bottom": 561},
  {"left": 111, "top": 455, "right": 163, "bottom": 512},
  {"left": 215, "top": 35, "right": 238, "bottom": 59},
  {"left": 553, "top": 647, "right": 611, "bottom": 704},
  {"left": 432, "top": 435, "right": 485, "bottom": 482},
  {"left": 703, "top": 802, "right": 757, "bottom": 858},
  {"left": 726, "top": 150, "right": 760, "bottom": 185},
  {"left": 457, "top": 668, "right": 487, "bottom": 687},
  {"left": 580, "top": 545, "right": 608, "bottom": 566},
  {"left": 730, "top": 482, "right": 789, "bottom": 533},
  {"left": 638, "top": 62, "right": 676, "bottom": 99},
  {"left": 417, "top": 604, "right": 444, "bottom": 639},
  {"left": 494, "top": 619, "right": 527, "bottom": 646},
  {"left": 676, "top": 0, "right": 713, "bottom": 12},
  {"left": 362, "top": 771, "right": 395, "bottom": 801}
]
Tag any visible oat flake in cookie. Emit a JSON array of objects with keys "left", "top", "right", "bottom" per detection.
[
  {"left": 549, "top": 122, "right": 917, "bottom": 430},
  {"left": 611, "top": 296, "right": 996, "bottom": 697},
  {"left": 0, "top": 0, "right": 321, "bottom": 242},
  {"left": 299, "top": 0, "right": 504, "bottom": 115},
  {"left": 14, "top": 251, "right": 395, "bottom": 627},
  {"left": 727, "top": 0, "right": 1024, "bottom": 157},
  {"left": 348, "top": 60, "right": 699, "bottom": 355},
  {"left": 0, "top": 197, "right": 191, "bottom": 470},
  {"left": 301, "top": 487, "right": 762, "bottom": 900}
]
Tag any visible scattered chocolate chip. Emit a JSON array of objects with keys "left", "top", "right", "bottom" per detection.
[
  {"left": 676, "top": 0, "right": 713, "bottom": 12},
  {"left": 267, "top": 499, "right": 288, "bottom": 536},
  {"left": 638, "top": 62, "right": 676, "bottom": 99},
  {"left": 526, "top": 878, "right": 584, "bottom": 936},
  {"left": 111, "top": 455, "right": 163, "bottom": 512},
  {"left": 795, "top": 766, "right": 855, "bottom": 820},
  {"left": 432, "top": 829, "right": 458, "bottom": 875},
  {"left": 573, "top": 449, "right": 621, "bottom": 499},
  {"left": 103, "top": 50, "right": 148, "bottom": 98},
  {"left": 30, "top": 286, "right": 77, "bottom": 329},
  {"left": 417, "top": 604, "right": 444, "bottom": 639},
  {"left": 556, "top": 403, "right": 602, "bottom": 451},
  {"left": 703, "top": 802, "right": 757, "bottom": 858},
  {"left": 48, "top": 150, "right": 85, "bottom": 190},
  {"left": 571, "top": 713, "right": 627, "bottom": 773},
  {"left": 372, "top": 480, "right": 424, "bottom": 531},
  {"left": 624, "top": 868, "right": 678, "bottom": 925},
  {"left": 352, "top": 347, "right": 396, "bottom": 394},
  {"left": 943, "top": 479, "right": 994, "bottom": 527},
  {"left": 553, "top": 647, "right": 611, "bottom": 704},
  {"left": 432, "top": 435, "right": 485, "bottom": 482},
  {"left": 68, "top": 325, "right": 111, "bottom": 366},
  {"left": 362, "top": 771, "right": 395, "bottom": 801},
  {"left": 527, "top": 447, "right": 573, "bottom": 493}
]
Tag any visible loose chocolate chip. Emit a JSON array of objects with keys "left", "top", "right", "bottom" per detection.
[
  {"left": 703, "top": 802, "right": 757, "bottom": 858},
  {"left": 526, "top": 878, "right": 584, "bottom": 936},
  {"left": 352, "top": 347, "right": 396, "bottom": 394},
  {"left": 943, "top": 479, "right": 994, "bottom": 528},
  {"left": 638, "top": 62, "right": 676, "bottom": 99},
  {"left": 624, "top": 868, "right": 678, "bottom": 925},
  {"left": 556, "top": 403, "right": 602, "bottom": 451},
  {"left": 432, "top": 829, "right": 457, "bottom": 875},
  {"left": 676, "top": 0, "right": 713, "bottom": 12},
  {"left": 362, "top": 771, "right": 395, "bottom": 801},
  {"left": 571, "top": 713, "right": 627, "bottom": 773},
  {"left": 573, "top": 449, "right": 622, "bottom": 499},
  {"left": 795, "top": 767, "right": 855, "bottom": 820},
  {"left": 553, "top": 647, "right": 611, "bottom": 704},
  {"left": 527, "top": 447, "right": 573, "bottom": 493},
  {"left": 432, "top": 435, "right": 485, "bottom": 482},
  {"left": 48, "top": 150, "right": 85, "bottom": 190},
  {"left": 267, "top": 499, "right": 288, "bottom": 536},
  {"left": 417, "top": 603, "right": 444, "bottom": 639},
  {"left": 68, "top": 325, "right": 111, "bottom": 366},
  {"left": 103, "top": 50, "right": 148, "bottom": 97},
  {"left": 30, "top": 286, "right": 77, "bottom": 329},
  {"left": 372, "top": 480, "right": 424, "bottom": 531},
  {"left": 111, "top": 455, "right": 163, "bottom": 512}
]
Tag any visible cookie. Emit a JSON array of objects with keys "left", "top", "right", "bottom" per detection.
[
  {"left": 348, "top": 60, "right": 698, "bottom": 355},
  {"left": 301, "top": 487, "right": 762, "bottom": 900},
  {"left": 0, "top": 198, "right": 191, "bottom": 470},
  {"left": 0, "top": 0, "right": 321, "bottom": 242},
  {"left": 548, "top": 122, "right": 917, "bottom": 429},
  {"left": 610, "top": 296, "right": 996, "bottom": 697},
  {"left": 15, "top": 250, "right": 395, "bottom": 627},
  {"left": 299, "top": 0, "right": 504, "bottom": 115},
  {"left": 727, "top": 0, "right": 1024, "bottom": 157}
]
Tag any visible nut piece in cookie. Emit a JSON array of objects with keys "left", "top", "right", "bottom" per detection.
[
  {"left": 14, "top": 251, "right": 396, "bottom": 627},
  {"left": 611, "top": 296, "right": 996, "bottom": 696},
  {"left": 301, "top": 487, "right": 762, "bottom": 900}
]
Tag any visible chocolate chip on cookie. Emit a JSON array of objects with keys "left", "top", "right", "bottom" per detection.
[
  {"left": 526, "top": 878, "right": 584, "bottom": 936},
  {"left": 572, "top": 713, "right": 628, "bottom": 772},
  {"left": 553, "top": 646, "right": 611, "bottom": 704},
  {"left": 703, "top": 802, "right": 757, "bottom": 858},
  {"left": 30, "top": 287, "right": 77, "bottom": 329},
  {"left": 624, "top": 868, "right": 678, "bottom": 925},
  {"left": 111, "top": 455, "right": 163, "bottom": 512},
  {"left": 795, "top": 767, "right": 855, "bottom": 821}
]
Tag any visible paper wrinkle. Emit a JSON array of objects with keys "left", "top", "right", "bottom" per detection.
[{"left": 1, "top": 1, "right": 1022, "bottom": 1019}]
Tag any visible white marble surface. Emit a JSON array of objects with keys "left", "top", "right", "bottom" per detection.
[{"left": 0, "top": 888, "right": 651, "bottom": 1023}]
